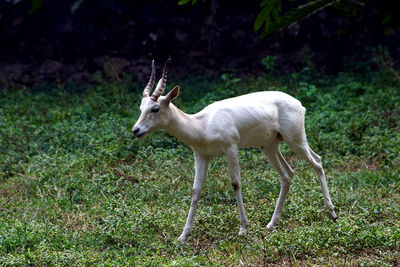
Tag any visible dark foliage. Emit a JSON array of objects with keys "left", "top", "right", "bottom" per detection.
[{"left": 0, "top": 0, "right": 399, "bottom": 87}]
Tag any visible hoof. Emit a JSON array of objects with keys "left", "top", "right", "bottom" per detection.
[
  {"left": 329, "top": 210, "right": 338, "bottom": 222},
  {"left": 238, "top": 227, "right": 247, "bottom": 236},
  {"left": 177, "top": 234, "right": 187, "bottom": 244},
  {"left": 266, "top": 222, "right": 276, "bottom": 231}
]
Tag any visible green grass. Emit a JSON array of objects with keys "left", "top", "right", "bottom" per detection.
[{"left": 0, "top": 69, "right": 399, "bottom": 265}]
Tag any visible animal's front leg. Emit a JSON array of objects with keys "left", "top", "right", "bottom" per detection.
[
  {"left": 178, "top": 153, "right": 210, "bottom": 244},
  {"left": 226, "top": 145, "right": 249, "bottom": 236}
]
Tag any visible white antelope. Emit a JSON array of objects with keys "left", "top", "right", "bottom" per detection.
[{"left": 132, "top": 59, "right": 337, "bottom": 244}]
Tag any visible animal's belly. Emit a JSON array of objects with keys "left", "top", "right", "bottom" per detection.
[
  {"left": 238, "top": 127, "right": 276, "bottom": 148},
  {"left": 191, "top": 125, "right": 277, "bottom": 156},
  {"left": 191, "top": 146, "right": 225, "bottom": 156}
]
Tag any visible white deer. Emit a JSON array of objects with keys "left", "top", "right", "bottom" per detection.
[{"left": 132, "top": 59, "right": 337, "bottom": 244}]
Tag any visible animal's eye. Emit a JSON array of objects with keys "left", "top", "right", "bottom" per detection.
[{"left": 151, "top": 106, "right": 160, "bottom": 113}]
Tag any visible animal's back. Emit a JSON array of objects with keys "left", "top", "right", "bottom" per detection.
[
  {"left": 196, "top": 91, "right": 306, "bottom": 149},
  {"left": 204, "top": 91, "right": 304, "bottom": 113}
]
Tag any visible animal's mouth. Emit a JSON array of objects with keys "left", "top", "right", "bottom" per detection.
[{"left": 135, "top": 131, "right": 147, "bottom": 138}]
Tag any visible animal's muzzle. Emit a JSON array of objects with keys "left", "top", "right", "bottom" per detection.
[{"left": 132, "top": 126, "right": 145, "bottom": 138}]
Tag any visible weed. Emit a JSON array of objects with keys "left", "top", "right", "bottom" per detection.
[{"left": 0, "top": 67, "right": 399, "bottom": 265}]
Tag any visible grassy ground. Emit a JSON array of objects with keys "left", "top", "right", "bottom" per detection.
[{"left": 1, "top": 69, "right": 399, "bottom": 266}]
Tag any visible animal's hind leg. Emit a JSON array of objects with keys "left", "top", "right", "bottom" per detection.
[
  {"left": 226, "top": 145, "right": 249, "bottom": 236},
  {"left": 308, "top": 147, "right": 337, "bottom": 220},
  {"left": 286, "top": 138, "right": 337, "bottom": 221},
  {"left": 261, "top": 141, "right": 294, "bottom": 230}
]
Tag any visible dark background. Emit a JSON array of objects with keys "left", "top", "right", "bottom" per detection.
[{"left": 0, "top": 0, "right": 399, "bottom": 87}]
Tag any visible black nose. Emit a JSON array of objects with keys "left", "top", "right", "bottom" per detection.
[{"left": 132, "top": 127, "right": 139, "bottom": 135}]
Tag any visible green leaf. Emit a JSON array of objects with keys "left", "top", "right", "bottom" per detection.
[
  {"left": 261, "top": 0, "right": 281, "bottom": 7},
  {"left": 260, "top": 0, "right": 339, "bottom": 36},
  {"left": 71, "top": 0, "right": 84, "bottom": 14},
  {"left": 29, "top": 0, "right": 45, "bottom": 15},
  {"left": 271, "top": 8, "right": 281, "bottom": 23},
  {"left": 277, "top": 1, "right": 282, "bottom": 12},
  {"left": 260, "top": 0, "right": 269, "bottom": 7},
  {"left": 178, "top": 0, "right": 191, "bottom": 5},
  {"left": 254, "top": 6, "right": 270, "bottom": 31},
  {"left": 264, "top": 12, "right": 272, "bottom": 29},
  {"left": 255, "top": 0, "right": 285, "bottom": 33},
  {"left": 382, "top": 14, "right": 392, "bottom": 24}
]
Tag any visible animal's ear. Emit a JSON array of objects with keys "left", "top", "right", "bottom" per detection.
[{"left": 165, "top": 86, "right": 179, "bottom": 102}]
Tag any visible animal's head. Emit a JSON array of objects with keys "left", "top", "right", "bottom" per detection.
[{"left": 132, "top": 59, "right": 179, "bottom": 138}]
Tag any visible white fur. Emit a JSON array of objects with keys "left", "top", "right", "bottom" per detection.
[{"left": 133, "top": 88, "right": 337, "bottom": 244}]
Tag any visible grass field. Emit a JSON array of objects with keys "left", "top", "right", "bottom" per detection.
[{"left": 1, "top": 68, "right": 399, "bottom": 265}]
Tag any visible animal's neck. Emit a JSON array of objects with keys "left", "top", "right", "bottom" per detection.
[{"left": 165, "top": 104, "right": 203, "bottom": 146}]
